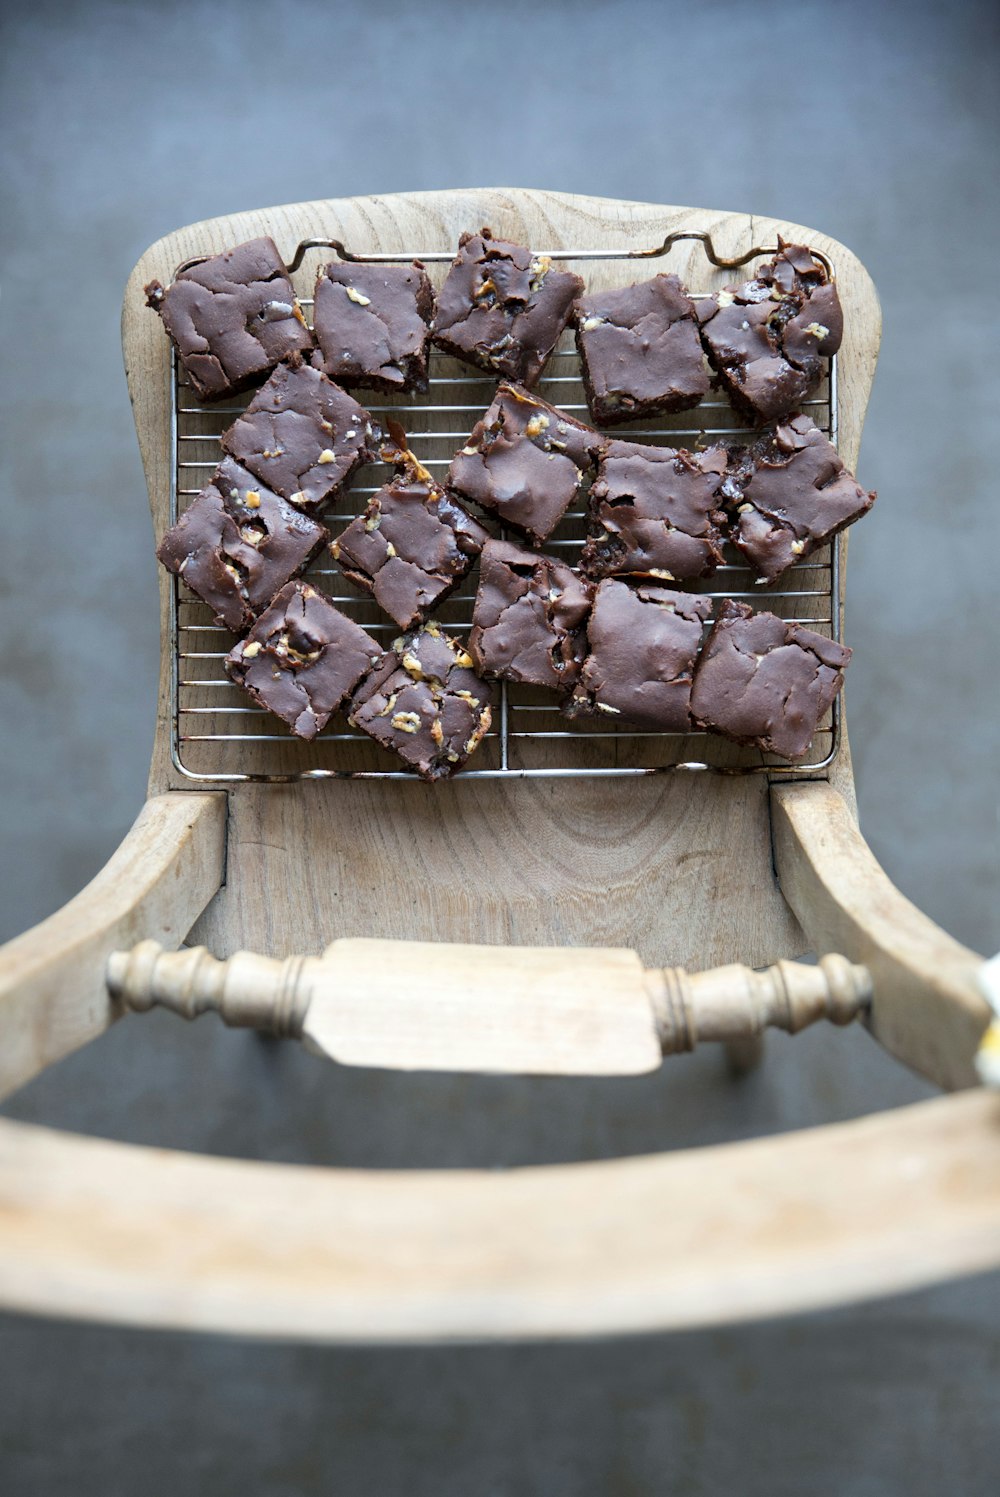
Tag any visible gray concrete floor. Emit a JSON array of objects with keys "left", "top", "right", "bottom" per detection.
[{"left": 1, "top": 0, "right": 999, "bottom": 1493}]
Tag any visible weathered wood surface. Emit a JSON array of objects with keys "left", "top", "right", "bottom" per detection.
[
  {"left": 0, "top": 793, "right": 225, "bottom": 1102},
  {"left": 1, "top": 1092, "right": 997, "bottom": 1342},
  {"left": 772, "top": 782, "right": 990, "bottom": 1090}
]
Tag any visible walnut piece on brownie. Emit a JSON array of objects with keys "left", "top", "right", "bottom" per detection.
[
  {"left": 724, "top": 414, "right": 875, "bottom": 585},
  {"left": 447, "top": 383, "right": 604, "bottom": 545},
  {"left": 580, "top": 439, "right": 728, "bottom": 583},
  {"left": 225, "top": 581, "right": 381, "bottom": 741},
  {"left": 431, "top": 229, "right": 582, "bottom": 386},
  {"left": 221, "top": 357, "right": 378, "bottom": 514},
  {"left": 333, "top": 435, "right": 489, "bottom": 630},
  {"left": 565, "top": 579, "right": 713, "bottom": 731},
  {"left": 698, "top": 240, "right": 843, "bottom": 423},
  {"left": 690, "top": 599, "right": 850, "bottom": 759},
  {"left": 469, "top": 538, "right": 593, "bottom": 693},
  {"left": 145, "top": 237, "right": 312, "bottom": 403},
  {"left": 312, "top": 259, "right": 434, "bottom": 394},
  {"left": 573, "top": 273, "right": 709, "bottom": 425},
  {"left": 349, "top": 623, "right": 493, "bottom": 780},
  {"left": 157, "top": 457, "right": 327, "bottom": 633}
]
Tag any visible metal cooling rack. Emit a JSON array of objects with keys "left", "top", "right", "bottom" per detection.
[{"left": 169, "top": 232, "right": 840, "bottom": 782}]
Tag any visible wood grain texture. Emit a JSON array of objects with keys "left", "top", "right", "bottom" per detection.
[
  {"left": 0, "top": 793, "right": 225, "bottom": 1101},
  {"left": 1, "top": 1091, "right": 998, "bottom": 1342},
  {"left": 772, "top": 782, "right": 989, "bottom": 1091},
  {"left": 121, "top": 189, "right": 882, "bottom": 966}
]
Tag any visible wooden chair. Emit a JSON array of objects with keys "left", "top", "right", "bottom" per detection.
[{"left": 1, "top": 189, "right": 997, "bottom": 1343}]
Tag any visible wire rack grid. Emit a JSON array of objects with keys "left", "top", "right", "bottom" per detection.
[{"left": 169, "top": 232, "right": 840, "bottom": 783}]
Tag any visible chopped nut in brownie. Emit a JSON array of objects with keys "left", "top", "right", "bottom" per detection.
[
  {"left": 221, "top": 357, "right": 377, "bottom": 514},
  {"left": 157, "top": 457, "right": 327, "bottom": 633},
  {"left": 225, "top": 581, "right": 381, "bottom": 740},
  {"left": 724, "top": 414, "right": 875, "bottom": 584},
  {"left": 690, "top": 598, "right": 850, "bottom": 759},
  {"left": 349, "top": 622, "right": 493, "bottom": 780},
  {"left": 698, "top": 240, "right": 843, "bottom": 423},
  {"left": 431, "top": 229, "right": 583, "bottom": 386},
  {"left": 469, "top": 539, "right": 593, "bottom": 692},
  {"left": 312, "top": 259, "right": 434, "bottom": 394},
  {"left": 573, "top": 273, "right": 709, "bottom": 424},
  {"left": 145, "top": 237, "right": 313, "bottom": 403},
  {"left": 565, "top": 579, "right": 713, "bottom": 730},
  {"left": 580, "top": 439, "right": 728, "bottom": 583},
  {"left": 447, "top": 383, "right": 604, "bottom": 544}
]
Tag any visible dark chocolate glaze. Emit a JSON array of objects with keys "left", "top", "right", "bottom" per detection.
[
  {"left": 566, "top": 579, "right": 713, "bottom": 730},
  {"left": 698, "top": 240, "right": 843, "bottom": 423},
  {"left": 573, "top": 273, "right": 709, "bottom": 425},
  {"left": 349, "top": 623, "right": 493, "bottom": 780},
  {"left": 447, "top": 383, "right": 604, "bottom": 544},
  {"left": 333, "top": 448, "right": 489, "bottom": 630},
  {"left": 145, "top": 237, "right": 313, "bottom": 403},
  {"left": 469, "top": 539, "right": 593, "bottom": 692},
  {"left": 431, "top": 229, "right": 583, "bottom": 386},
  {"left": 690, "top": 598, "right": 851, "bottom": 759},
  {"left": 581, "top": 440, "right": 728, "bottom": 583},
  {"left": 312, "top": 260, "right": 434, "bottom": 394},
  {"left": 724, "top": 414, "right": 876, "bottom": 584},
  {"left": 156, "top": 457, "right": 328, "bottom": 633},
  {"left": 225, "top": 581, "right": 381, "bottom": 740},
  {"left": 221, "top": 357, "right": 377, "bottom": 513}
]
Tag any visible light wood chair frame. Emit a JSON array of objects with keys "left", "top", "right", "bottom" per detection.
[{"left": 0, "top": 189, "right": 996, "bottom": 1343}]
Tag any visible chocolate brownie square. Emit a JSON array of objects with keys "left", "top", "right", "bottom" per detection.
[
  {"left": 157, "top": 457, "right": 327, "bottom": 633},
  {"left": 725, "top": 415, "right": 876, "bottom": 584},
  {"left": 690, "top": 599, "right": 851, "bottom": 759},
  {"left": 468, "top": 539, "right": 593, "bottom": 692},
  {"left": 698, "top": 240, "right": 843, "bottom": 423},
  {"left": 145, "top": 237, "right": 313, "bottom": 403},
  {"left": 349, "top": 623, "right": 493, "bottom": 780},
  {"left": 332, "top": 440, "right": 489, "bottom": 630},
  {"left": 573, "top": 273, "right": 709, "bottom": 425},
  {"left": 565, "top": 580, "right": 713, "bottom": 730},
  {"left": 447, "top": 383, "right": 604, "bottom": 544},
  {"left": 431, "top": 229, "right": 583, "bottom": 386},
  {"left": 221, "top": 357, "right": 378, "bottom": 514},
  {"left": 580, "top": 440, "right": 728, "bottom": 583},
  {"left": 312, "top": 259, "right": 434, "bottom": 394},
  {"left": 225, "top": 581, "right": 381, "bottom": 740}
]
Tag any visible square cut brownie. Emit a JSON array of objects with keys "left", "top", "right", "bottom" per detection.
[
  {"left": 447, "top": 383, "right": 604, "bottom": 544},
  {"left": 565, "top": 580, "right": 713, "bottom": 730},
  {"left": 221, "top": 357, "right": 377, "bottom": 514},
  {"left": 468, "top": 539, "right": 593, "bottom": 693},
  {"left": 573, "top": 273, "right": 709, "bottom": 425},
  {"left": 225, "top": 581, "right": 381, "bottom": 741},
  {"left": 690, "top": 599, "right": 851, "bottom": 760},
  {"left": 725, "top": 415, "right": 876, "bottom": 584},
  {"left": 349, "top": 623, "right": 493, "bottom": 780},
  {"left": 145, "top": 237, "right": 313, "bottom": 403},
  {"left": 580, "top": 440, "right": 728, "bottom": 583},
  {"left": 157, "top": 457, "right": 327, "bottom": 634},
  {"left": 332, "top": 436, "right": 490, "bottom": 630},
  {"left": 698, "top": 240, "right": 843, "bottom": 423},
  {"left": 431, "top": 229, "right": 583, "bottom": 386},
  {"left": 312, "top": 259, "right": 434, "bottom": 394}
]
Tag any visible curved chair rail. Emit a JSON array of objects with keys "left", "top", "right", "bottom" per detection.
[{"left": 0, "top": 1093, "right": 998, "bottom": 1342}]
